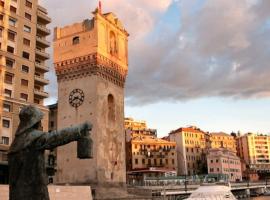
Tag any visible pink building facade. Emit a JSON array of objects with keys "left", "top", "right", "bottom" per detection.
[{"left": 207, "top": 148, "right": 242, "bottom": 182}]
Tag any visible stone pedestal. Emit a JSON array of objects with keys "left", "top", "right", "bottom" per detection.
[{"left": 0, "top": 185, "right": 93, "bottom": 200}]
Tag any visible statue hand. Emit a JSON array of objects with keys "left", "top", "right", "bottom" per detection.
[{"left": 81, "top": 121, "right": 92, "bottom": 136}]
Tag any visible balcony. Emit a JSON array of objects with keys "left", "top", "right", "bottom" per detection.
[
  {"left": 34, "top": 89, "right": 49, "bottom": 98},
  {"left": 37, "top": 24, "right": 51, "bottom": 36},
  {"left": 35, "top": 49, "right": 50, "bottom": 60},
  {"left": 35, "top": 62, "right": 49, "bottom": 72},
  {"left": 37, "top": 6, "right": 51, "bottom": 24},
  {"left": 0, "top": 149, "right": 8, "bottom": 163},
  {"left": 36, "top": 36, "right": 50, "bottom": 48},
  {"left": 34, "top": 75, "right": 49, "bottom": 85}
]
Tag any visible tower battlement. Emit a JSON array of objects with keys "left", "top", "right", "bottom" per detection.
[{"left": 54, "top": 8, "right": 128, "bottom": 88}]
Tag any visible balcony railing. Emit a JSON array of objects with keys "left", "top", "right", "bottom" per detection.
[
  {"left": 34, "top": 75, "right": 49, "bottom": 85},
  {"left": 35, "top": 62, "right": 49, "bottom": 72},
  {"left": 36, "top": 36, "right": 50, "bottom": 48},
  {"left": 37, "top": 10, "right": 51, "bottom": 24},
  {"left": 37, "top": 24, "right": 51, "bottom": 35},
  {"left": 34, "top": 89, "right": 49, "bottom": 98},
  {"left": 0, "top": 150, "right": 8, "bottom": 162},
  {"left": 35, "top": 49, "right": 50, "bottom": 60}
]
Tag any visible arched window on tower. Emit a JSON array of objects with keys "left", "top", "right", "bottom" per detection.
[
  {"left": 108, "top": 94, "right": 115, "bottom": 122},
  {"left": 109, "top": 31, "right": 117, "bottom": 55},
  {"left": 73, "top": 36, "right": 80, "bottom": 45}
]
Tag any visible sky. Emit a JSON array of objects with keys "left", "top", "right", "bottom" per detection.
[{"left": 41, "top": 0, "right": 270, "bottom": 137}]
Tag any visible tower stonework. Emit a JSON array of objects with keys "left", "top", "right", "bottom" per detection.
[{"left": 53, "top": 8, "right": 128, "bottom": 187}]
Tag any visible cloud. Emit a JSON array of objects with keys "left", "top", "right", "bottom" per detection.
[
  {"left": 126, "top": 0, "right": 270, "bottom": 105},
  {"left": 42, "top": 0, "right": 270, "bottom": 106}
]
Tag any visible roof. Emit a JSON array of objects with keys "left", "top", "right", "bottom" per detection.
[
  {"left": 131, "top": 135, "right": 176, "bottom": 145},
  {"left": 211, "top": 132, "right": 232, "bottom": 137},
  {"left": 170, "top": 126, "right": 206, "bottom": 135},
  {"left": 47, "top": 103, "right": 58, "bottom": 109},
  {"left": 127, "top": 168, "right": 176, "bottom": 174}
]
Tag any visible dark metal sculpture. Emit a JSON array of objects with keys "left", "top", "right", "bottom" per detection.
[{"left": 8, "top": 105, "right": 92, "bottom": 200}]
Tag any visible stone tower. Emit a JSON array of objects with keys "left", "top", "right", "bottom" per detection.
[{"left": 53, "top": 6, "right": 128, "bottom": 187}]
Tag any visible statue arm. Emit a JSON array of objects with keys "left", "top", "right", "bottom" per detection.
[{"left": 35, "top": 123, "right": 91, "bottom": 150}]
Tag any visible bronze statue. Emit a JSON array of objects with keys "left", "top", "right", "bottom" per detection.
[{"left": 8, "top": 105, "right": 92, "bottom": 200}]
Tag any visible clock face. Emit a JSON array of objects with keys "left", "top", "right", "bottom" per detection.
[{"left": 69, "top": 89, "right": 84, "bottom": 108}]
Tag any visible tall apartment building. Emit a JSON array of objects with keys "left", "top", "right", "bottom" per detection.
[
  {"left": 210, "top": 132, "right": 237, "bottom": 152},
  {"left": 169, "top": 126, "right": 209, "bottom": 175},
  {"left": 125, "top": 118, "right": 177, "bottom": 183},
  {"left": 0, "top": 0, "right": 51, "bottom": 183},
  {"left": 236, "top": 133, "right": 270, "bottom": 174}
]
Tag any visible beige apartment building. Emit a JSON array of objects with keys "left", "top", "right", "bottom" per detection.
[
  {"left": 125, "top": 118, "right": 177, "bottom": 183},
  {"left": 0, "top": 0, "right": 50, "bottom": 183},
  {"left": 210, "top": 132, "right": 237, "bottom": 152},
  {"left": 237, "top": 133, "right": 270, "bottom": 173},
  {"left": 169, "top": 126, "right": 209, "bottom": 175},
  {"left": 207, "top": 148, "right": 242, "bottom": 182}
]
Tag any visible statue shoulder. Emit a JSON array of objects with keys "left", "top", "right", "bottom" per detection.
[{"left": 8, "top": 130, "right": 45, "bottom": 154}]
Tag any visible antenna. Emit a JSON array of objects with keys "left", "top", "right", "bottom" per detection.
[{"left": 99, "top": 1, "right": 102, "bottom": 13}]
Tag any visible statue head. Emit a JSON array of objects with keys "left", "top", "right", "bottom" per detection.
[{"left": 15, "top": 105, "right": 44, "bottom": 136}]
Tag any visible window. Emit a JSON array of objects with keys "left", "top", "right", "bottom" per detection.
[
  {"left": 0, "top": 1, "right": 4, "bottom": 7},
  {"left": 9, "top": 18, "right": 17, "bottom": 27},
  {"left": 2, "top": 137, "right": 9, "bottom": 145},
  {"left": 0, "top": 27, "right": 2, "bottom": 37},
  {"left": 2, "top": 119, "right": 10, "bottom": 128},
  {"left": 4, "top": 73, "right": 13, "bottom": 84},
  {"left": 50, "top": 121, "right": 54, "bottom": 128},
  {"left": 109, "top": 31, "right": 117, "bottom": 55},
  {"left": 25, "top": 13, "right": 31, "bottom": 21},
  {"left": 20, "top": 93, "right": 28, "bottom": 101},
  {"left": 172, "top": 159, "right": 175, "bottom": 164},
  {"left": 135, "top": 159, "right": 138, "bottom": 165},
  {"left": 0, "top": 14, "right": 3, "bottom": 21},
  {"left": 142, "top": 159, "right": 145, "bottom": 164},
  {"left": 23, "top": 25, "right": 31, "bottom": 33},
  {"left": 21, "top": 79, "right": 28, "bottom": 87},
  {"left": 34, "top": 98, "right": 40, "bottom": 104},
  {"left": 21, "top": 65, "right": 29, "bottom": 73},
  {"left": 10, "top": 6, "right": 17, "bottom": 13},
  {"left": 4, "top": 89, "right": 12, "bottom": 97},
  {"left": 3, "top": 103, "right": 11, "bottom": 112},
  {"left": 23, "top": 38, "right": 30, "bottom": 46},
  {"left": 25, "top": 0, "right": 32, "bottom": 8},
  {"left": 6, "top": 58, "right": 15, "bottom": 68},
  {"left": 8, "top": 31, "right": 16, "bottom": 41},
  {"left": 108, "top": 94, "right": 115, "bottom": 122},
  {"left": 7, "top": 46, "right": 14, "bottom": 54},
  {"left": 73, "top": 36, "right": 80, "bottom": 45},
  {"left": 22, "top": 51, "right": 30, "bottom": 59}
]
